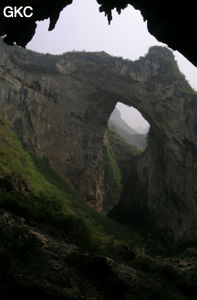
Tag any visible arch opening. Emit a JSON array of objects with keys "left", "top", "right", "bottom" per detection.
[{"left": 108, "top": 101, "right": 150, "bottom": 151}]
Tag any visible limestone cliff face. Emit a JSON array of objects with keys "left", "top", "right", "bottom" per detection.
[{"left": 0, "top": 40, "right": 196, "bottom": 243}]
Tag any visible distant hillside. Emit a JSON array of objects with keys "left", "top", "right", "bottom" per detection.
[
  {"left": 135, "top": 126, "right": 150, "bottom": 134},
  {"left": 109, "top": 108, "right": 139, "bottom": 135},
  {"left": 108, "top": 108, "right": 147, "bottom": 150}
]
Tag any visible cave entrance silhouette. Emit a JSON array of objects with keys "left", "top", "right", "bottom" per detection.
[{"left": 108, "top": 102, "right": 150, "bottom": 150}]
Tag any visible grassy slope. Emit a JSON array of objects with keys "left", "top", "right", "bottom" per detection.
[
  {"left": 0, "top": 118, "right": 145, "bottom": 253},
  {"left": 1, "top": 119, "right": 196, "bottom": 299},
  {"left": 108, "top": 123, "right": 147, "bottom": 150}
]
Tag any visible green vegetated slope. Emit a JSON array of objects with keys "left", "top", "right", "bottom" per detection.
[
  {"left": 0, "top": 118, "right": 145, "bottom": 253},
  {"left": 107, "top": 127, "right": 142, "bottom": 222},
  {"left": 108, "top": 126, "right": 143, "bottom": 160},
  {"left": 106, "top": 126, "right": 141, "bottom": 205},
  {"left": 109, "top": 123, "right": 147, "bottom": 149},
  {"left": 1, "top": 119, "right": 197, "bottom": 300}
]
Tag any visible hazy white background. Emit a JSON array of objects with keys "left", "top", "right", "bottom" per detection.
[{"left": 28, "top": 0, "right": 197, "bottom": 132}]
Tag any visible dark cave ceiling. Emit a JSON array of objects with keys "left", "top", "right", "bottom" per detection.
[{"left": 0, "top": 0, "right": 196, "bottom": 67}]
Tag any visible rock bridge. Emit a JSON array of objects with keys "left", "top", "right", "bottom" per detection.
[{"left": 0, "top": 40, "right": 196, "bottom": 243}]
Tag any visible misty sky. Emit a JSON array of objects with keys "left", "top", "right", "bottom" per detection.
[{"left": 28, "top": 0, "right": 197, "bottom": 132}]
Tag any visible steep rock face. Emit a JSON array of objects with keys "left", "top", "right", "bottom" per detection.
[{"left": 0, "top": 41, "right": 196, "bottom": 242}]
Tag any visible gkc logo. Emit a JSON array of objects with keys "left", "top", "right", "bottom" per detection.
[{"left": 3, "top": 6, "right": 34, "bottom": 18}]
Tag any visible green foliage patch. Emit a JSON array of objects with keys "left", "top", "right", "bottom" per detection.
[{"left": 0, "top": 119, "right": 145, "bottom": 253}]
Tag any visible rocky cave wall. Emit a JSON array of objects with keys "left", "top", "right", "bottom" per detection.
[
  {"left": 0, "top": 41, "right": 196, "bottom": 243},
  {"left": 0, "top": 1, "right": 196, "bottom": 67},
  {"left": 0, "top": 0, "right": 72, "bottom": 46},
  {"left": 97, "top": 0, "right": 197, "bottom": 67}
]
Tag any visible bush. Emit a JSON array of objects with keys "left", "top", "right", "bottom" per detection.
[{"left": 0, "top": 191, "right": 98, "bottom": 250}]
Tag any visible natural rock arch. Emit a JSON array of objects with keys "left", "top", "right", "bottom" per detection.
[{"left": 0, "top": 41, "right": 196, "bottom": 243}]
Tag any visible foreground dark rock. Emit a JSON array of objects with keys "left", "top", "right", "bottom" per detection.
[
  {"left": 0, "top": 40, "right": 196, "bottom": 243},
  {"left": 0, "top": 174, "right": 30, "bottom": 196},
  {"left": 0, "top": 210, "right": 159, "bottom": 300},
  {"left": 1, "top": 210, "right": 197, "bottom": 300}
]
